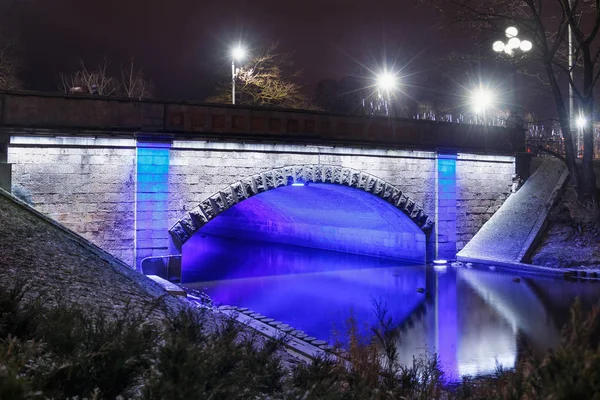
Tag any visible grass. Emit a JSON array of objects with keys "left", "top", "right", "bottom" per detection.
[{"left": 1, "top": 282, "right": 600, "bottom": 399}]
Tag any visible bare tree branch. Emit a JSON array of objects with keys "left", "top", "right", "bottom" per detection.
[
  {"left": 120, "top": 57, "right": 152, "bottom": 99},
  {"left": 207, "top": 43, "right": 312, "bottom": 109},
  {"left": 0, "top": 34, "right": 20, "bottom": 90},
  {"left": 59, "top": 57, "right": 152, "bottom": 98}
]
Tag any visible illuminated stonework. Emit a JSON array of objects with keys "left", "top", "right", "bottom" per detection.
[{"left": 169, "top": 164, "right": 434, "bottom": 249}]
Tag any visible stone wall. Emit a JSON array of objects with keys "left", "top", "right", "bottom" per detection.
[
  {"left": 456, "top": 154, "right": 515, "bottom": 250},
  {"left": 8, "top": 137, "right": 136, "bottom": 265},
  {"left": 7, "top": 137, "right": 515, "bottom": 267},
  {"left": 167, "top": 142, "right": 438, "bottom": 228}
]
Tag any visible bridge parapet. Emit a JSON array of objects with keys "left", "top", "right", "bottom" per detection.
[{"left": 0, "top": 90, "right": 524, "bottom": 154}]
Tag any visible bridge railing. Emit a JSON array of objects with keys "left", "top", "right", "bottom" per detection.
[
  {"left": 412, "top": 110, "right": 600, "bottom": 159},
  {"left": 0, "top": 90, "right": 525, "bottom": 155},
  {"left": 525, "top": 130, "right": 600, "bottom": 159}
]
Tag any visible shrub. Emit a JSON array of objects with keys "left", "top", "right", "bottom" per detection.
[
  {"left": 0, "top": 337, "right": 42, "bottom": 400},
  {"left": 289, "top": 302, "right": 445, "bottom": 400},
  {"left": 32, "top": 304, "right": 159, "bottom": 399},
  {"left": 142, "top": 309, "right": 286, "bottom": 399}
]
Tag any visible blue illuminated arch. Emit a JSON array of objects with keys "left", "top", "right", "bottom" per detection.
[{"left": 169, "top": 164, "right": 434, "bottom": 249}]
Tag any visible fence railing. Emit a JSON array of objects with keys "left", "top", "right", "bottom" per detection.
[
  {"left": 406, "top": 110, "right": 600, "bottom": 158},
  {"left": 525, "top": 127, "right": 600, "bottom": 158}
]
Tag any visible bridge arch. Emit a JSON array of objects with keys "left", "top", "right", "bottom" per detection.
[{"left": 169, "top": 164, "right": 434, "bottom": 249}]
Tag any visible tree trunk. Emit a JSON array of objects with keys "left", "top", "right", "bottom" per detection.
[
  {"left": 544, "top": 60, "right": 581, "bottom": 196},
  {"left": 581, "top": 44, "right": 598, "bottom": 209}
]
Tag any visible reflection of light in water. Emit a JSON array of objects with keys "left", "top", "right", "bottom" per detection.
[
  {"left": 457, "top": 320, "right": 516, "bottom": 377},
  {"left": 459, "top": 353, "right": 516, "bottom": 377},
  {"left": 458, "top": 268, "right": 560, "bottom": 353},
  {"left": 434, "top": 264, "right": 448, "bottom": 273},
  {"left": 183, "top": 234, "right": 580, "bottom": 382}
]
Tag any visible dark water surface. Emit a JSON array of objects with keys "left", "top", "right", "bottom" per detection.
[{"left": 183, "top": 235, "right": 600, "bottom": 381}]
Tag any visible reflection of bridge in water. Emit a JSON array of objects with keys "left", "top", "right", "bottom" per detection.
[
  {"left": 182, "top": 233, "right": 596, "bottom": 381},
  {"left": 393, "top": 266, "right": 594, "bottom": 380}
]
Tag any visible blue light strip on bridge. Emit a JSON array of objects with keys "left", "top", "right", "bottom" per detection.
[
  {"left": 134, "top": 141, "right": 171, "bottom": 271},
  {"left": 435, "top": 153, "right": 457, "bottom": 260}
]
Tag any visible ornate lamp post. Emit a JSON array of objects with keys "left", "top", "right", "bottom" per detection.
[
  {"left": 492, "top": 27, "right": 533, "bottom": 123},
  {"left": 231, "top": 46, "right": 246, "bottom": 105}
]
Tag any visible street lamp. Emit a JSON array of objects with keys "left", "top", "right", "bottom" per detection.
[
  {"left": 231, "top": 46, "right": 246, "bottom": 105},
  {"left": 492, "top": 27, "right": 532, "bottom": 122},
  {"left": 374, "top": 71, "right": 398, "bottom": 116},
  {"left": 376, "top": 72, "right": 397, "bottom": 93},
  {"left": 576, "top": 114, "right": 588, "bottom": 157},
  {"left": 471, "top": 87, "right": 495, "bottom": 123}
]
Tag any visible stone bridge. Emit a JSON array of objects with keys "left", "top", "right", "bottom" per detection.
[{"left": 0, "top": 91, "right": 523, "bottom": 269}]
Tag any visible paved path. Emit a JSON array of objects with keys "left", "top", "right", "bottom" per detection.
[{"left": 457, "top": 159, "right": 568, "bottom": 265}]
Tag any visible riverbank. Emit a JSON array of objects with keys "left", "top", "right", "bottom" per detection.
[
  {"left": 0, "top": 188, "right": 186, "bottom": 320},
  {"left": 530, "top": 162, "right": 600, "bottom": 269}
]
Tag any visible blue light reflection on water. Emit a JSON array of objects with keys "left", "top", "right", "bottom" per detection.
[{"left": 183, "top": 235, "right": 599, "bottom": 381}]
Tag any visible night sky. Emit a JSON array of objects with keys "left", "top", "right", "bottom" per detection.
[{"left": 6, "top": 0, "right": 549, "bottom": 115}]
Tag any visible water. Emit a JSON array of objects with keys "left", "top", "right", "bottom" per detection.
[{"left": 183, "top": 235, "right": 600, "bottom": 381}]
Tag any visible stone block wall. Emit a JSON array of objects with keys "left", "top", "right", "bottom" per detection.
[
  {"left": 455, "top": 154, "right": 515, "bottom": 251},
  {"left": 8, "top": 138, "right": 136, "bottom": 265},
  {"left": 167, "top": 142, "right": 438, "bottom": 232},
  {"left": 6, "top": 137, "right": 514, "bottom": 267}
]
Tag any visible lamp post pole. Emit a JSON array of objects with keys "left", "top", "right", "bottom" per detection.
[
  {"left": 230, "top": 46, "right": 246, "bottom": 106},
  {"left": 231, "top": 58, "right": 236, "bottom": 105}
]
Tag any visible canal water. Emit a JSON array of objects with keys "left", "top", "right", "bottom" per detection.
[{"left": 182, "top": 234, "right": 600, "bottom": 381}]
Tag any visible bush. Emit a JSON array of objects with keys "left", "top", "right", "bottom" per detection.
[
  {"left": 0, "top": 283, "right": 161, "bottom": 399},
  {"left": 289, "top": 302, "right": 445, "bottom": 400},
  {"left": 142, "top": 309, "right": 286, "bottom": 399},
  {"left": 32, "top": 305, "right": 159, "bottom": 398},
  {"left": 0, "top": 337, "right": 42, "bottom": 400}
]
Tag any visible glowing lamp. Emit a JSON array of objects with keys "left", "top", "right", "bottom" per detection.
[
  {"left": 520, "top": 40, "right": 532, "bottom": 52},
  {"left": 232, "top": 47, "right": 246, "bottom": 61},
  {"left": 376, "top": 72, "right": 397, "bottom": 91},
  {"left": 505, "top": 26, "right": 518, "bottom": 38},
  {"left": 472, "top": 88, "right": 494, "bottom": 111},
  {"left": 507, "top": 37, "right": 521, "bottom": 49},
  {"left": 576, "top": 115, "right": 587, "bottom": 129},
  {"left": 492, "top": 41, "right": 505, "bottom": 52}
]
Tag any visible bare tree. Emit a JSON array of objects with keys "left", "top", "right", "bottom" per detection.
[
  {"left": 426, "top": 0, "right": 600, "bottom": 209},
  {"left": 120, "top": 58, "right": 153, "bottom": 99},
  {"left": 0, "top": 34, "right": 20, "bottom": 90},
  {"left": 59, "top": 58, "right": 117, "bottom": 95},
  {"left": 207, "top": 43, "right": 311, "bottom": 109},
  {"left": 79, "top": 58, "right": 117, "bottom": 95},
  {"left": 58, "top": 71, "right": 83, "bottom": 94},
  {"left": 0, "top": 0, "right": 23, "bottom": 91}
]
